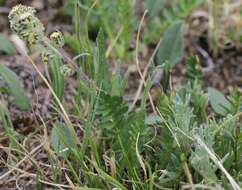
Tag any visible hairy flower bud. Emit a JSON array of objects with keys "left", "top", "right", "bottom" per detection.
[
  {"left": 50, "top": 31, "right": 65, "bottom": 48},
  {"left": 8, "top": 4, "right": 45, "bottom": 47},
  {"left": 60, "top": 65, "right": 75, "bottom": 77},
  {"left": 41, "top": 50, "right": 55, "bottom": 64}
]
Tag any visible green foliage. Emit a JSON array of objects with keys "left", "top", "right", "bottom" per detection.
[
  {"left": 184, "top": 56, "right": 208, "bottom": 122},
  {"left": 190, "top": 124, "right": 217, "bottom": 183},
  {"left": 208, "top": 87, "right": 242, "bottom": 117},
  {"left": 0, "top": 101, "right": 21, "bottom": 150},
  {"left": 96, "top": 0, "right": 135, "bottom": 58},
  {"left": 161, "top": 0, "right": 204, "bottom": 24},
  {"left": 145, "top": 0, "right": 204, "bottom": 42},
  {"left": 64, "top": 0, "right": 135, "bottom": 59},
  {"left": 227, "top": 89, "right": 242, "bottom": 114},
  {"left": 51, "top": 122, "right": 77, "bottom": 157},
  {"left": 4, "top": 3, "right": 242, "bottom": 190},
  {"left": 0, "top": 34, "right": 15, "bottom": 54},
  {"left": 208, "top": 87, "right": 231, "bottom": 116},
  {"left": 94, "top": 29, "right": 110, "bottom": 91},
  {"left": 165, "top": 92, "right": 195, "bottom": 152},
  {"left": 190, "top": 145, "right": 217, "bottom": 183},
  {"left": 154, "top": 21, "right": 185, "bottom": 93},
  {"left": 145, "top": 0, "right": 165, "bottom": 18},
  {"left": 115, "top": 0, "right": 135, "bottom": 57},
  {"left": 110, "top": 62, "right": 129, "bottom": 97},
  {"left": 155, "top": 61, "right": 241, "bottom": 187},
  {"left": 0, "top": 64, "right": 31, "bottom": 110},
  {"left": 155, "top": 21, "right": 185, "bottom": 66},
  {"left": 97, "top": 92, "right": 128, "bottom": 130},
  {"left": 96, "top": 93, "right": 148, "bottom": 167},
  {"left": 187, "top": 82, "right": 209, "bottom": 122},
  {"left": 64, "top": 33, "right": 80, "bottom": 54},
  {"left": 159, "top": 62, "right": 172, "bottom": 93},
  {"left": 157, "top": 91, "right": 174, "bottom": 117},
  {"left": 48, "top": 55, "right": 65, "bottom": 102},
  {"left": 186, "top": 56, "right": 203, "bottom": 83}
]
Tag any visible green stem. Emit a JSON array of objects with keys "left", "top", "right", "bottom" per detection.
[{"left": 181, "top": 154, "right": 194, "bottom": 190}]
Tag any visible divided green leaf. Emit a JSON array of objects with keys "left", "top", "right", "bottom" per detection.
[{"left": 95, "top": 28, "right": 111, "bottom": 91}]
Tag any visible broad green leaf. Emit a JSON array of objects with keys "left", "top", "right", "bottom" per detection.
[
  {"left": 0, "top": 34, "right": 15, "bottom": 55},
  {"left": 155, "top": 21, "right": 184, "bottom": 66},
  {"left": 0, "top": 64, "right": 31, "bottom": 110},
  {"left": 190, "top": 146, "right": 217, "bottom": 183},
  {"left": 208, "top": 87, "right": 231, "bottom": 116},
  {"left": 51, "top": 123, "right": 77, "bottom": 157},
  {"left": 145, "top": 0, "right": 165, "bottom": 18}
]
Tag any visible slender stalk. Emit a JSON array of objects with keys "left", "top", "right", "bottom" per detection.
[
  {"left": 75, "top": 0, "right": 81, "bottom": 50},
  {"left": 25, "top": 53, "right": 76, "bottom": 138},
  {"left": 181, "top": 158, "right": 194, "bottom": 190}
]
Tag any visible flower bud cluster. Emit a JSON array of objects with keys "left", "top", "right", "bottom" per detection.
[
  {"left": 60, "top": 65, "right": 75, "bottom": 77},
  {"left": 50, "top": 31, "right": 65, "bottom": 48},
  {"left": 9, "top": 4, "right": 45, "bottom": 47},
  {"left": 9, "top": 5, "right": 73, "bottom": 76}
]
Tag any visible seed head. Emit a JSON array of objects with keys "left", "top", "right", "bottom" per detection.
[
  {"left": 60, "top": 65, "right": 75, "bottom": 77},
  {"left": 50, "top": 31, "right": 65, "bottom": 48},
  {"left": 41, "top": 51, "right": 54, "bottom": 64},
  {"left": 8, "top": 4, "right": 45, "bottom": 47},
  {"left": 8, "top": 4, "right": 35, "bottom": 20}
]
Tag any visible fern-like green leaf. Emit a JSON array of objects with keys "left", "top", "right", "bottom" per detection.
[
  {"left": 186, "top": 56, "right": 203, "bottom": 82},
  {"left": 97, "top": 92, "right": 128, "bottom": 130},
  {"left": 95, "top": 29, "right": 111, "bottom": 91}
]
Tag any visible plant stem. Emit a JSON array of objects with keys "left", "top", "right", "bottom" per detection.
[{"left": 181, "top": 154, "right": 194, "bottom": 190}]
